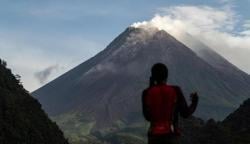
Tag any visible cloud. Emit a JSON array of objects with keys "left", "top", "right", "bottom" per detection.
[
  {"left": 27, "top": 1, "right": 112, "bottom": 20},
  {"left": 0, "top": 30, "right": 103, "bottom": 91},
  {"left": 243, "top": 20, "right": 250, "bottom": 29},
  {"left": 219, "top": 0, "right": 235, "bottom": 3},
  {"left": 133, "top": 6, "right": 236, "bottom": 34},
  {"left": 131, "top": 5, "right": 250, "bottom": 74},
  {"left": 34, "top": 64, "right": 60, "bottom": 84},
  {"left": 241, "top": 20, "right": 250, "bottom": 36},
  {"left": 85, "top": 62, "right": 117, "bottom": 76}
]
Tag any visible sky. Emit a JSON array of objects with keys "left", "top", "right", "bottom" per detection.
[{"left": 0, "top": 0, "right": 250, "bottom": 92}]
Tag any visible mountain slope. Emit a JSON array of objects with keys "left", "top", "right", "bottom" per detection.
[
  {"left": 0, "top": 59, "right": 68, "bottom": 144},
  {"left": 177, "top": 32, "right": 250, "bottom": 95},
  {"left": 33, "top": 27, "right": 250, "bottom": 125}
]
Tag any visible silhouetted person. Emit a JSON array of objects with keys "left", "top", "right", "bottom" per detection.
[{"left": 142, "top": 63, "right": 199, "bottom": 144}]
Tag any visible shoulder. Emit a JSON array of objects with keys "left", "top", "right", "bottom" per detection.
[
  {"left": 142, "top": 86, "right": 156, "bottom": 97},
  {"left": 142, "top": 85, "right": 156, "bottom": 93},
  {"left": 167, "top": 85, "right": 184, "bottom": 98},
  {"left": 168, "top": 85, "right": 181, "bottom": 91},
  {"left": 142, "top": 87, "right": 149, "bottom": 93},
  {"left": 142, "top": 88, "right": 149, "bottom": 96}
]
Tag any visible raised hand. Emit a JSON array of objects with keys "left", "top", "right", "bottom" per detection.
[{"left": 190, "top": 92, "right": 198, "bottom": 102}]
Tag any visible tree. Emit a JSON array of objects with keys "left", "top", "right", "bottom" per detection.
[
  {"left": 0, "top": 59, "right": 7, "bottom": 67},
  {"left": 15, "top": 74, "right": 22, "bottom": 86}
]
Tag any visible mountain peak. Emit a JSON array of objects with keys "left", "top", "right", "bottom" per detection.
[
  {"left": 32, "top": 26, "right": 250, "bottom": 142},
  {"left": 127, "top": 26, "right": 175, "bottom": 39}
]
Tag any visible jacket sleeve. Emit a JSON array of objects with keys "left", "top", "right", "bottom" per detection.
[
  {"left": 175, "top": 86, "right": 198, "bottom": 118},
  {"left": 142, "top": 89, "right": 151, "bottom": 121}
]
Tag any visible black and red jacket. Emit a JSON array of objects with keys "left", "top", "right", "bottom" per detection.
[{"left": 142, "top": 83, "right": 198, "bottom": 136}]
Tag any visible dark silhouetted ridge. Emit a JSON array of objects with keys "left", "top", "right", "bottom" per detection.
[{"left": 0, "top": 59, "right": 68, "bottom": 144}]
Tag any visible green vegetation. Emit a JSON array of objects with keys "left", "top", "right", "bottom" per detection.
[
  {"left": 52, "top": 102, "right": 250, "bottom": 144},
  {"left": 52, "top": 112, "right": 96, "bottom": 143},
  {"left": 52, "top": 111, "right": 150, "bottom": 144}
]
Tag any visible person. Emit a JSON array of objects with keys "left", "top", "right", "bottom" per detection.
[{"left": 142, "top": 63, "right": 199, "bottom": 144}]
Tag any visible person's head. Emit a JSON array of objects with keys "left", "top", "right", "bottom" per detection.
[{"left": 150, "top": 63, "right": 168, "bottom": 86}]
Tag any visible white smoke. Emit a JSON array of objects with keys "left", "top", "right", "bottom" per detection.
[
  {"left": 111, "top": 27, "right": 159, "bottom": 59},
  {"left": 132, "top": 15, "right": 186, "bottom": 39},
  {"left": 84, "top": 62, "right": 117, "bottom": 77},
  {"left": 131, "top": 5, "right": 250, "bottom": 74},
  {"left": 35, "top": 64, "right": 60, "bottom": 84}
]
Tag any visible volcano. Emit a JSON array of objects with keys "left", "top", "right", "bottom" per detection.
[{"left": 33, "top": 27, "right": 250, "bottom": 131}]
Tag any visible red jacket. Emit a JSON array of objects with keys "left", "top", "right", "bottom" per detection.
[{"left": 142, "top": 83, "right": 198, "bottom": 136}]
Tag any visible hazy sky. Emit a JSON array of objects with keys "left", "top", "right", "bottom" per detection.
[{"left": 0, "top": 0, "right": 250, "bottom": 92}]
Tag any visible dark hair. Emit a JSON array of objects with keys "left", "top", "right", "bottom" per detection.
[{"left": 150, "top": 63, "right": 168, "bottom": 87}]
